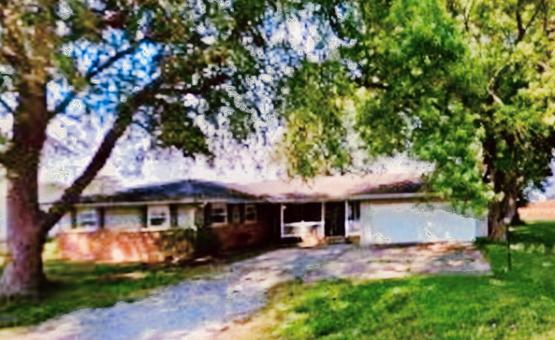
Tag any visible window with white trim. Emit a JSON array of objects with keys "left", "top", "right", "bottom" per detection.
[
  {"left": 77, "top": 209, "right": 97, "bottom": 229},
  {"left": 347, "top": 201, "right": 361, "bottom": 235},
  {"left": 148, "top": 205, "right": 170, "bottom": 228},
  {"left": 211, "top": 203, "right": 227, "bottom": 225},
  {"left": 231, "top": 204, "right": 241, "bottom": 224},
  {"left": 348, "top": 201, "right": 361, "bottom": 221},
  {"left": 245, "top": 204, "right": 257, "bottom": 223}
]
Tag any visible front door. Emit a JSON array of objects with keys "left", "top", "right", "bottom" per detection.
[{"left": 325, "top": 202, "right": 345, "bottom": 237}]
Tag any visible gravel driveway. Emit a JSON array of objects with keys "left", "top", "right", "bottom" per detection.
[{"left": 15, "top": 243, "right": 489, "bottom": 340}]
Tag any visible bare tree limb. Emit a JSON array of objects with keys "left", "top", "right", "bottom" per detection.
[
  {"left": 516, "top": 0, "right": 525, "bottom": 41},
  {"left": 487, "top": 62, "right": 510, "bottom": 106},
  {"left": 41, "top": 79, "right": 162, "bottom": 232},
  {"left": 0, "top": 96, "right": 14, "bottom": 114},
  {"left": 158, "top": 73, "right": 229, "bottom": 96},
  {"left": 523, "top": 0, "right": 544, "bottom": 33},
  {"left": 463, "top": 0, "right": 476, "bottom": 33},
  {"left": 488, "top": 88, "right": 504, "bottom": 106},
  {"left": 51, "top": 40, "right": 147, "bottom": 117},
  {"left": 516, "top": 0, "right": 544, "bottom": 43}
]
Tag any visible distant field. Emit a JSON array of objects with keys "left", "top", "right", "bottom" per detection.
[{"left": 519, "top": 200, "right": 555, "bottom": 221}]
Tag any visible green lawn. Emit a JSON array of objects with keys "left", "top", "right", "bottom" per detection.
[
  {"left": 0, "top": 257, "right": 225, "bottom": 328},
  {"left": 246, "top": 222, "right": 555, "bottom": 339},
  {"left": 2, "top": 223, "right": 555, "bottom": 338}
]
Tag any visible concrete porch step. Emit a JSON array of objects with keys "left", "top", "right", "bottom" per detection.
[{"left": 325, "top": 236, "right": 347, "bottom": 244}]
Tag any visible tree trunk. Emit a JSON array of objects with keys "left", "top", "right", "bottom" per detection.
[
  {"left": 488, "top": 190, "right": 518, "bottom": 242},
  {"left": 0, "top": 78, "right": 156, "bottom": 298},
  {"left": 510, "top": 195, "right": 526, "bottom": 226},
  {"left": 0, "top": 169, "right": 45, "bottom": 299},
  {"left": 0, "top": 79, "right": 49, "bottom": 299},
  {"left": 488, "top": 200, "right": 507, "bottom": 241}
]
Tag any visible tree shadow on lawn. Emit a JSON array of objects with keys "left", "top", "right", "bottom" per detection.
[
  {"left": 0, "top": 261, "right": 188, "bottom": 328},
  {"left": 510, "top": 221, "right": 555, "bottom": 254},
  {"left": 0, "top": 243, "right": 281, "bottom": 329}
]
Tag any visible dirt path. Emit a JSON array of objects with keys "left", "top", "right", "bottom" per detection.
[{"left": 11, "top": 243, "right": 489, "bottom": 340}]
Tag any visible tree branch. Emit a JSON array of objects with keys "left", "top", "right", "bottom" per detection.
[
  {"left": 463, "top": 0, "right": 475, "bottom": 33},
  {"left": 0, "top": 96, "right": 14, "bottom": 114},
  {"left": 361, "top": 78, "right": 388, "bottom": 90},
  {"left": 158, "top": 73, "right": 229, "bottom": 95},
  {"left": 487, "top": 63, "right": 509, "bottom": 106},
  {"left": 51, "top": 40, "right": 147, "bottom": 117},
  {"left": 516, "top": 0, "right": 544, "bottom": 43},
  {"left": 516, "top": 0, "right": 525, "bottom": 41},
  {"left": 41, "top": 79, "right": 161, "bottom": 232}
]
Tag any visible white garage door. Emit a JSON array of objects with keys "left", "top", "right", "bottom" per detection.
[{"left": 360, "top": 202, "right": 485, "bottom": 245}]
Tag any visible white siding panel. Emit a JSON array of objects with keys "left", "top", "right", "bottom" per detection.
[
  {"left": 475, "top": 217, "right": 488, "bottom": 238},
  {"left": 105, "top": 207, "right": 143, "bottom": 230},
  {"left": 177, "top": 205, "right": 196, "bottom": 228},
  {"left": 360, "top": 202, "right": 481, "bottom": 245}
]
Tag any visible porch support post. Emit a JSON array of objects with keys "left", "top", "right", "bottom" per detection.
[
  {"left": 320, "top": 202, "right": 325, "bottom": 238},
  {"left": 345, "top": 200, "right": 349, "bottom": 236},
  {"left": 280, "top": 204, "right": 284, "bottom": 238}
]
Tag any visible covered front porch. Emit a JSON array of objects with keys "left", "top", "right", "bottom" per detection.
[{"left": 279, "top": 201, "right": 361, "bottom": 243}]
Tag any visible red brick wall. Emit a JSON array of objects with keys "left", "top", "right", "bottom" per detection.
[
  {"left": 211, "top": 222, "right": 271, "bottom": 251},
  {"left": 57, "top": 204, "right": 280, "bottom": 262},
  {"left": 57, "top": 223, "right": 272, "bottom": 262},
  {"left": 210, "top": 203, "right": 279, "bottom": 251},
  {"left": 57, "top": 229, "right": 194, "bottom": 263}
]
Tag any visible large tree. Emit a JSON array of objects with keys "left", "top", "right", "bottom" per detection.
[
  {"left": 280, "top": 0, "right": 555, "bottom": 239},
  {"left": 0, "top": 0, "right": 289, "bottom": 298}
]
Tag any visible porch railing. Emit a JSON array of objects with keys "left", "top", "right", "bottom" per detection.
[
  {"left": 282, "top": 220, "right": 324, "bottom": 238},
  {"left": 345, "top": 220, "right": 361, "bottom": 236}
]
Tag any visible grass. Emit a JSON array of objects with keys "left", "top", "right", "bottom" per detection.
[
  {"left": 0, "top": 244, "right": 272, "bottom": 329},
  {"left": 2, "top": 223, "right": 554, "bottom": 338},
  {"left": 233, "top": 222, "right": 555, "bottom": 339},
  {"left": 0, "top": 261, "right": 219, "bottom": 328}
]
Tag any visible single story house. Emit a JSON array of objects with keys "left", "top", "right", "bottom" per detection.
[{"left": 51, "top": 173, "right": 487, "bottom": 263}]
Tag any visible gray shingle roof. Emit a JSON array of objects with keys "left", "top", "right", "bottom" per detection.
[
  {"left": 79, "top": 173, "right": 423, "bottom": 205},
  {"left": 80, "top": 179, "right": 255, "bottom": 204}
]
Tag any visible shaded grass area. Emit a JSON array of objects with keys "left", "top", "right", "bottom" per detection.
[
  {"left": 241, "top": 222, "right": 555, "bottom": 339},
  {"left": 0, "top": 261, "right": 217, "bottom": 328},
  {"left": 0, "top": 244, "right": 274, "bottom": 328}
]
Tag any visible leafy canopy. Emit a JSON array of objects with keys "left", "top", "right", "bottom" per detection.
[
  {"left": 0, "top": 0, "right": 289, "bottom": 164},
  {"left": 281, "top": 0, "right": 555, "bottom": 214}
]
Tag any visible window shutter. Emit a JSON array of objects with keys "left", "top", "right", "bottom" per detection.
[
  {"left": 70, "top": 208, "right": 77, "bottom": 229},
  {"left": 203, "top": 203, "right": 212, "bottom": 227},
  {"left": 97, "top": 207, "right": 105, "bottom": 229},
  {"left": 140, "top": 205, "right": 148, "bottom": 228},
  {"left": 227, "top": 204, "right": 234, "bottom": 224},
  {"left": 240, "top": 204, "right": 245, "bottom": 223},
  {"left": 170, "top": 204, "right": 178, "bottom": 227}
]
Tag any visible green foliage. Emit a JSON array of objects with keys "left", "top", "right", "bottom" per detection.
[
  {"left": 158, "top": 227, "right": 221, "bottom": 258},
  {"left": 282, "top": 0, "right": 555, "bottom": 216},
  {"left": 249, "top": 222, "right": 555, "bottom": 339},
  {"left": 280, "top": 61, "right": 353, "bottom": 177},
  {"left": 157, "top": 228, "right": 196, "bottom": 261},
  {"left": 0, "top": 0, "right": 290, "bottom": 163}
]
